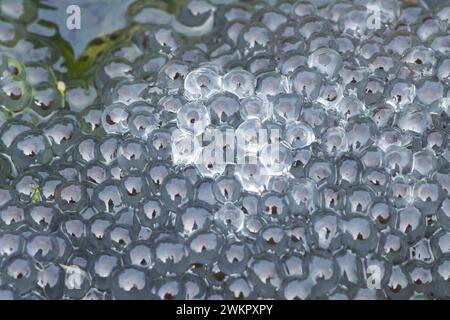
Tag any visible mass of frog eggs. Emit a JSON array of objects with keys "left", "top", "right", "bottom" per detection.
[{"left": 0, "top": 0, "right": 450, "bottom": 300}]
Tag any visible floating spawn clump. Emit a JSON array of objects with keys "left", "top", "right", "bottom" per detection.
[{"left": 0, "top": 0, "right": 450, "bottom": 300}]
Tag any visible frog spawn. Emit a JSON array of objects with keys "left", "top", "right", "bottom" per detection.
[{"left": 0, "top": 0, "right": 450, "bottom": 300}]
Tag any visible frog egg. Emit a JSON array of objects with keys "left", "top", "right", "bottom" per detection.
[
  {"left": 386, "top": 267, "right": 412, "bottom": 300},
  {"left": 36, "top": 263, "right": 64, "bottom": 300},
  {"left": 247, "top": 254, "right": 282, "bottom": 297},
  {"left": 32, "top": 83, "right": 63, "bottom": 115},
  {"left": 62, "top": 217, "right": 86, "bottom": 248},
  {"left": 45, "top": 119, "right": 79, "bottom": 157},
  {"left": 86, "top": 215, "right": 113, "bottom": 251},
  {"left": 161, "top": 175, "right": 193, "bottom": 211},
  {"left": 152, "top": 234, "right": 190, "bottom": 275},
  {"left": 336, "top": 250, "right": 365, "bottom": 288},
  {"left": 309, "top": 254, "right": 339, "bottom": 298},
  {"left": 339, "top": 7, "right": 369, "bottom": 36},
  {"left": 154, "top": 276, "right": 187, "bottom": 300},
  {"left": 311, "top": 213, "right": 342, "bottom": 251},
  {"left": 384, "top": 146, "right": 412, "bottom": 175},
  {"left": 212, "top": 175, "right": 241, "bottom": 204},
  {"left": 255, "top": 71, "right": 288, "bottom": 98},
  {"left": 279, "top": 52, "right": 307, "bottom": 75},
  {"left": 86, "top": 251, "right": 120, "bottom": 291},
  {"left": 120, "top": 174, "right": 148, "bottom": 207},
  {"left": 2, "top": 255, "right": 37, "bottom": 295},
  {"left": 171, "top": 130, "right": 196, "bottom": 166},
  {"left": 318, "top": 185, "right": 344, "bottom": 211},
  {"left": 223, "top": 276, "right": 254, "bottom": 299},
  {"left": 96, "top": 58, "right": 133, "bottom": 87},
  {"left": 257, "top": 225, "right": 287, "bottom": 255},
  {"left": 432, "top": 229, "right": 450, "bottom": 257},
  {"left": 181, "top": 273, "right": 207, "bottom": 300},
  {"left": 308, "top": 48, "right": 342, "bottom": 80},
  {"left": 188, "top": 229, "right": 223, "bottom": 265},
  {"left": 278, "top": 278, "right": 312, "bottom": 300},
  {"left": 412, "top": 150, "right": 437, "bottom": 177},
  {"left": 55, "top": 182, "right": 87, "bottom": 213},
  {"left": 176, "top": 102, "right": 210, "bottom": 135},
  {"left": 184, "top": 67, "right": 221, "bottom": 101},
  {"left": 74, "top": 137, "right": 98, "bottom": 164},
  {"left": 206, "top": 92, "right": 241, "bottom": 126},
  {"left": 176, "top": 204, "right": 211, "bottom": 236},
  {"left": 425, "top": 130, "right": 446, "bottom": 151},
  {"left": 240, "top": 96, "right": 269, "bottom": 121},
  {"left": 111, "top": 267, "right": 149, "bottom": 300},
  {"left": 260, "top": 141, "right": 293, "bottom": 176},
  {"left": 378, "top": 230, "right": 408, "bottom": 264},
  {"left": 338, "top": 156, "right": 362, "bottom": 187},
  {"left": 291, "top": 68, "right": 322, "bottom": 101},
  {"left": 290, "top": 148, "right": 312, "bottom": 177},
  {"left": 237, "top": 24, "right": 271, "bottom": 56},
  {"left": 0, "top": 204, "right": 25, "bottom": 229},
  {"left": 26, "top": 233, "right": 58, "bottom": 263},
  {"left": 430, "top": 33, "right": 450, "bottom": 55},
  {"left": 317, "top": 81, "right": 342, "bottom": 109},
  {"left": 13, "top": 173, "right": 39, "bottom": 203},
  {"left": 0, "top": 120, "right": 33, "bottom": 150},
  {"left": 26, "top": 204, "right": 60, "bottom": 233},
  {"left": 135, "top": 54, "right": 167, "bottom": 82},
  {"left": 292, "top": 1, "right": 316, "bottom": 18},
  {"left": 234, "top": 119, "right": 263, "bottom": 155},
  {"left": 106, "top": 224, "right": 134, "bottom": 251},
  {"left": 258, "top": 192, "right": 288, "bottom": 221},
  {"left": 287, "top": 178, "right": 318, "bottom": 215},
  {"left": 343, "top": 217, "right": 378, "bottom": 256},
  {"left": 148, "top": 129, "right": 172, "bottom": 161},
  {"left": 363, "top": 168, "right": 389, "bottom": 195},
  {"left": 306, "top": 158, "right": 335, "bottom": 186},
  {"left": 417, "top": 17, "right": 445, "bottom": 42},
  {"left": 82, "top": 162, "right": 108, "bottom": 186},
  {"left": 128, "top": 111, "right": 158, "bottom": 140},
  {"left": 407, "top": 264, "right": 433, "bottom": 294},
  {"left": 246, "top": 52, "right": 276, "bottom": 76},
  {"left": 218, "top": 69, "right": 253, "bottom": 99},
  {"left": 431, "top": 257, "right": 450, "bottom": 297},
  {"left": 397, "top": 107, "right": 432, "bottom": 136},
  {"left": 346, "top": 187, "right": 374, "bottom": 215},
  {"left": 0, "top": 232, "right": 24, "bottom": 259},
  {"left": 0, "top": 77, "right": 31, "bottom": 112},
  {"left": 79, "top": 106, "right": 105, "bottom": 136},
  {"left": 214, "top": 202, "right": 245, "bottom": 233},
  {"left": 403, "top": 46, "right": 436, "bottom": 78},
  {"left": 158, "top": 60, "right": 190, "bottom": 90},
  {"left": 413, "top": 180, "right": 443, "bottom": 214},
  {"left": 10, "top": 131, "right": 52, "bottom": 171},
  {"left": 321, "top": 127, "right": 348, "bottom": 155},
  {"left": 93, "top": 182, "right": 123, "bottom": 214},
  {"left": 116, "top": 138, "right": 148, "bottom": 171},
  {"left": 336, "top": 96, "right": 365, "bottom": 120},
  {"left": 388, "top": 80, "right": 416, "bottom": 109},
  {"left": 397, "top": 206, "right": 425, "bottom": 243},
  {"left": 145, "top": 162, "right": 170, "bottom": 193},
  {"left": 218, "top": 241, "right": 250, "bottom": 275},
  {"left": 101, "top": 103, "right": 129, "bottom": 134},
  {"left": 253, "top": 8, "right": 287, "bottom": 32},
  {"left": 272, "top": 93, "right": 301, "bottom": 124},
  {"left": 437, "top": 198, "right": 450, "bottom": 228},
  {"left": 235, "top": 154, "right": 268, "bottom": 193},
  {"left": 369, "top": 199, "right": 394, "bottom": 229},
  {"left": 416, "top": 78, "right": 444, "bottom": 106}
]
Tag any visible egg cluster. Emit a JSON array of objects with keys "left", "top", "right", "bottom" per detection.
[{"left": 1, "top": 0, "right": 450, "bottom": 300}]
